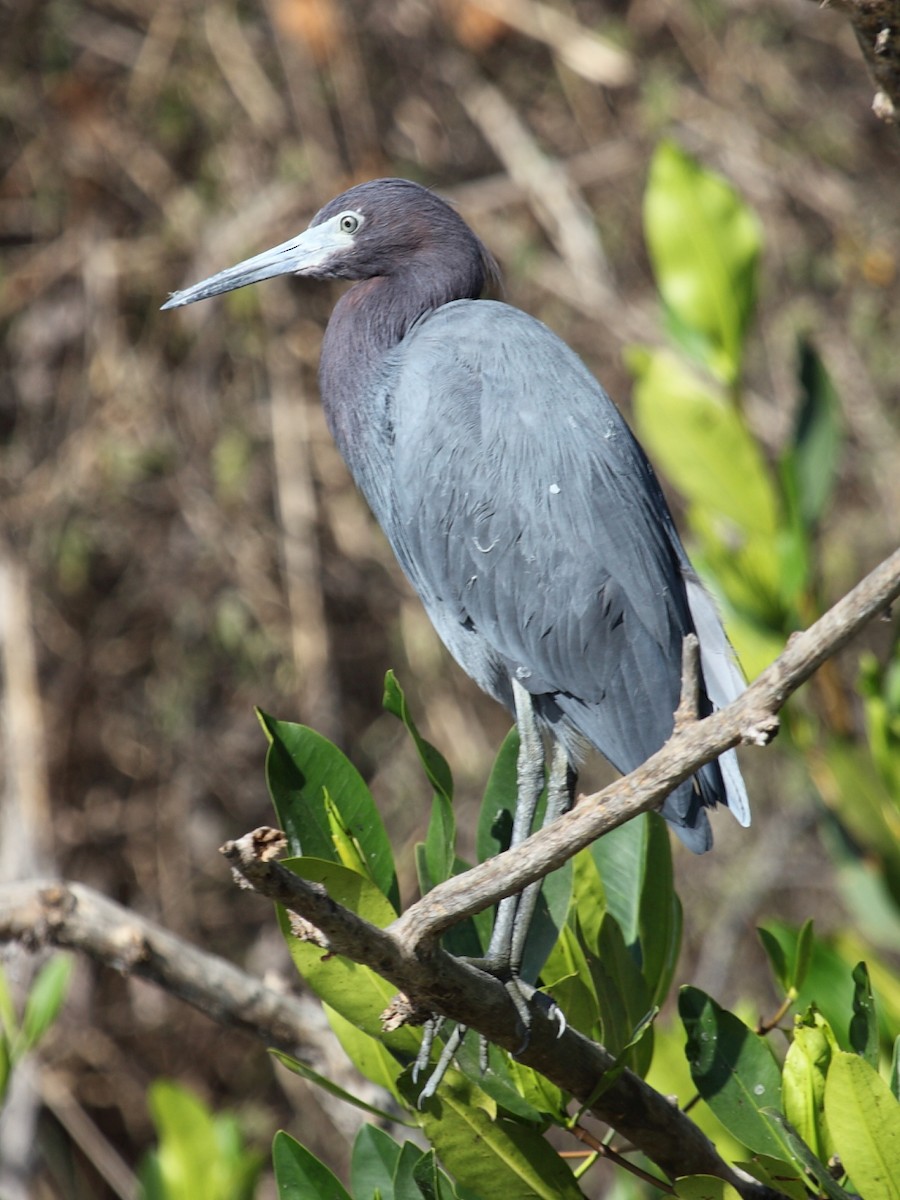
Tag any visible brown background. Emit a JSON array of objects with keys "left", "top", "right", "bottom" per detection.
[{"left": 2, "top": 0, "right": 899, "bottom": 1195}]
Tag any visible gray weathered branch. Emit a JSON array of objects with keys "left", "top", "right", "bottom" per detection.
[
  {"left": 0, "top": 879, "right": 319, "bottom": 1061},
  {"left": 222, "top": 830, "right": 780, "bottom": 1197}
]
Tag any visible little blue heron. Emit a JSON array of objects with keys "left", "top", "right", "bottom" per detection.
[{"left": 163, "top": 177, "right": 750, "bottom": 1080}]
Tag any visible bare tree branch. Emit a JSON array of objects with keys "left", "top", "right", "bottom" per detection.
[
  {"left": 222, "top": 830, "right": 781, "bottom": 1197},
  {"left": 812, "top": 0, "right": 900, "bottom": 124},
  {"left": 0, "top": 879, "right": 318, "bottom": 1062}
]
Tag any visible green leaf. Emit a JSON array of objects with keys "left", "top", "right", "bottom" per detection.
[
  {"left": 629, "top": 349, "right": 780, "bottom": 539},
  {"left": 144, "top": 1081, "right": 261, "bottom": 1200},
  {"left": 757, "top": 920, "right": 857, "bottom": 1047},
  {"left": 0, "top": 965, "right": 16, "bottom": 1040},
  {"left": 760, "top": 1110, "right": 855, "bottom": 1200},
  {"left": 590, "top": 812, "right": 681, "bottom": 1010},
  {"left": 21, "top": 955, "right": 72, "bottom": 1051},
  {"left": 753, "top": 1113, "right": 854, "bottom": 1200},
  {"left": 825, "top": 1051, "right": 900, "bottom": 1199},
  {"left": 412, "top": 1149, "right": 457, "bottom": 1200},
  {"left": 638, "top": 816, "right": 682, "bottom": 1010},
  {"left": 384, "top": 672, "right": 456, "bottom": 891},
  {"left": 759, "top": 918, "right": 813, "bottom": 1006},
  {"left": 270, "top": 1049, "right": 407, "bottom": 1124},
  {"left": 383, "top": 671, "right": 453, "bottom": 803},
  {"left": 475, "top": 728, "right": 519, "bottom": 864},
  {"left": 646, "top": 1017, "right": 749, "bottom": 1164},
  {"left": 273, "top": 1130, "right": 353, "bottom": 1200},
  {"left": 734, "top": 1155, "right": 810, "bottom": 1200},
  {"left": 504, "top": 1057, "right": 568, "bottom": 1124},
  {"left": 757, "top": 926, "right": 790, "bottom": 994},
  {"left": 520, "top": 860, "right": 574, "bottom": 986},
  {"left": 324, "top": 1003, "right": 410, "bottom": 1102},
  {"left": 542, "top": 923, "right": 600, "bottom": 1040},
  {"left": 351, "top": 1124, "right": 402, "bottom": 1200},
  {"left": 589, "top": 814, "right": 649, "bottom": 949},
  {"left": 782, "top": 1007, "right": 837, "bottom": 1164},
  {"left": 679, "top": 986, "right": 788, "bottom": 1159},
  {"left": 422, "top": 792, "right": 455, "bottom": 891},
  {"left": 891, "top": 1035, "right": 900, "bottom": 1101},
  {"left": 418, "top": 1071, "right": 585, "bottom": 1199},
  {"left": 675, "top": 1178, "right": 742, "bottom": 1200},
  {"left": 393, "top": 1141, "right": 426, "bottom": 1200},
  {"left": 453, "top": 1039, "right": 549, "bottom": 1124},
  {"left": 277, "top": 858, "right": 419, "bottom": 1061},
  {"left": 644, "top": 140, "right": 761, "bottom": 384},
  {"left": 323, "top": 789, "right": 373, "bottom": 880},
  {"left": 589, "top": 915, "right": 654, "bottom": 1075},
  {"left": 782, "top": 338, "right": 842, "bottom": 530},
  {"left": 792, "top": 919, "right": 814, "bottom": 994},
  {"left": 850, "top": 961, "right": 880, "bottom": 1067},
  {"left": 568, "top": 849, "right": 606, "bottom": 947},
  {"left": 842, "top": 945, "right": 900, "bottom": 1049},
  {"left": 258, "top": 711, "right": 399, "bottom": 910}
]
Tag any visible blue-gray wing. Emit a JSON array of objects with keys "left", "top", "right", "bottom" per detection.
[{"left": 378, "top": 301, "right": 741, "bottom": 848}]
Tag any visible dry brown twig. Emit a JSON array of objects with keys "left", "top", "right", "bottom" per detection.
[
  {"left": 3, "top": 547, "right": 899, "bottom": 1198},
  {"left": 467, "top": 0, "right": 635, "bottom": 88}
]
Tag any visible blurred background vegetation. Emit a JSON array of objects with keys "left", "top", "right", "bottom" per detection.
[{"left": 1, "top": 0, "right": 899, "bottom": 1196}]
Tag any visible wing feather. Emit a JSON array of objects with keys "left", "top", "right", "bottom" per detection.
[{"left": 368, "top": 299, "right": 747, "bottom": 847}]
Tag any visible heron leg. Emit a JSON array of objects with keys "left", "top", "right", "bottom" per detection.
[
  {"left": 416, "top": 683, "right": 569, "bottom": 1099},
  {"left": 485, "top": 738, "right": 575, "bottom": 1063},
  {"left": 412, "top": 1014, "right": 444, "bottom": 1084},
  {"left": 483, "top": 677, "right": 547, "bottom": 973},
  {"left": 473, "top": 690, "right": 575, "bottom": 1069},
  {"left": 416, "top": 1023, "right": 465, "bottom": 1105},
  {"left": 508, "top": 739, "right": 576, "bottom": 973}
]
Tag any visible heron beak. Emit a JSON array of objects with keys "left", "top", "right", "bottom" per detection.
[{"left": 160, "top": 214, "right": 353, "bottom": 310}]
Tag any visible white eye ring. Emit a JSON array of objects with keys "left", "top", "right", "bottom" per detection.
[{"left": 339, "top": 212, "right": 361, "bottom": 234}]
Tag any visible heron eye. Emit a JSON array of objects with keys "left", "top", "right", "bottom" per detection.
[{"left": 339, "top": 213, "right": 361, "bottom": 234}]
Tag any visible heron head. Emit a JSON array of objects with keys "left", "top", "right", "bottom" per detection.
[{"left": 161, "top": 178, "right": 496, "bottom": 310}]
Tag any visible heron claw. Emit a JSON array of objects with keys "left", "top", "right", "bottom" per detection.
[
  {"left": 509, "top": 985, "right": 565, "bottom": 1055},
  {"left": 412, "top": 1014, "right": 443, "bottom": 1085},
  {"left": 540, "top": 991, "right": 566, "bottom": 1038},
  {"left": 416, "top": 1022, "right": 465, "bottom": 1106}
]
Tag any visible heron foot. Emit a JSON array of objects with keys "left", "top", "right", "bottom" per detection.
[
  {"left": 415, "top": 1018, "right": 466, "bottom": 1105},
  {"left": 496, "top": 979, "right": 565, "bottom": 1060},
  {"left": 415, "top": 968, "right": 566, "bottom": 1101},
  {"left": 530, "top": 987, "right": 566, "bottom": 1040}
]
